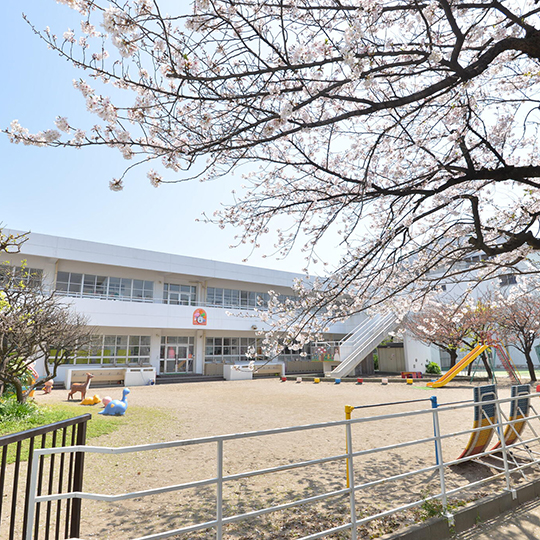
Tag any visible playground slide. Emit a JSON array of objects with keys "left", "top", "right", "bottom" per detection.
[
  {"left": 494, "top": 345, "right": 521, "bottom": 385},
  {"left": 330, "top": 313, "right": 398, "bottom": 379},
  {"left": 427, "top": 344, "right": 489, "bottom": 388}
]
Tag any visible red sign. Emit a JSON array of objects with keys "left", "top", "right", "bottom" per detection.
[{"left": 193, "top": 308, "right": 207, "bottom": 326}]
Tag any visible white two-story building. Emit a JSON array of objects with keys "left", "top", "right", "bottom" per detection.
[{"left": 1, "top": 231, "right": 363, "bottom": 385}]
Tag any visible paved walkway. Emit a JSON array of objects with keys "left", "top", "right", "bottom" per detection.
[{"left": 455, "top": 497, "right": 540, "bottom": 540}]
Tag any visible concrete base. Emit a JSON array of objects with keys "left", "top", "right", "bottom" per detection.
[
  {"left": 223, "top": 365, "right": 253, "bottom": 381},
  {"left": 381, "top": 479, "right": 540, "bottom": 540}
]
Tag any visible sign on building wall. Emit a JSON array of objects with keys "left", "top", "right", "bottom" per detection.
[{"left": 193, "top": 308, "right": 207, "bottom": 326}]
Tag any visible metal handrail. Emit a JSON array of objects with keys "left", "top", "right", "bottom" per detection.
[{"left": 25, "top": 393, "right": 540, "bottom": 540}]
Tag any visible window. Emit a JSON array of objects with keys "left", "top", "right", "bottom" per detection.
[
  {"left": 0, "top": 265, "right": 43, "bottom": 289},
  {"left": 499, "top": 274, "right": 517, "bottom": 287},
  {"left": 55, "top": 272, "right": 154, "bottom": 302},
  {"left": 206, "top": 287, "right": 291, "bottom": 310},
  {"left": 68, "top": 335, "right": 152, "bottom": 365},
  {"left": 163, "top": 283, "right": 196, "bottom": 305},
  {"left": 205, "top": 337, "right": 256, "bottom": 364}
]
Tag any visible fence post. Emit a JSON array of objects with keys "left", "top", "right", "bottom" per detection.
[
  {"left": 25, "top": 448, "right": 41, "bottom": 540},
  {"left": 216, "top": 439, "right": 224, "bottom": 540},
  {"left": 69, "top": 419, "right": 88, "bottom": 539},
  {"left": 430, "top": 396, "right": 439, "bottom": 466},
  {"left": 495, "top": 398, "right": 512, "bottom": 493},
  {"left": 345, "top": 420, "right": 358, "bottom": 540},
  {"left": 431, "top": 406, "right": 452, "bottom": 524}
]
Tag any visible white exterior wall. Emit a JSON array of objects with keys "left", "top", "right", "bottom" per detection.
[
  {"left": 2, "top": 230, "right": 360, "bottom": 384},
  {"left": 403, "top": 333, "right": 432, "bottom": 373}
]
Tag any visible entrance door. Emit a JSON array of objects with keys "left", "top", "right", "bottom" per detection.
[
  {"left": 175, "top": 345, "right": 194, "bottom": 373},
  {"left": 160, "top": 337, "right": 195, "bottom": 373}
]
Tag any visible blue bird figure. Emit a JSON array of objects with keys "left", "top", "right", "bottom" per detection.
[{"left": 99, "top": 388, "right": 130, "bottom": 416}]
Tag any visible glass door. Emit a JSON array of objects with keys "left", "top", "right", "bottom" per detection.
[{"left": 160, "top": 337, "right": 195, "bottom": 373}]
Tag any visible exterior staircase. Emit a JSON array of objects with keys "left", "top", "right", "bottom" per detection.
[{"left": 330, "top": 313, "right": 399, "bottom": 378}]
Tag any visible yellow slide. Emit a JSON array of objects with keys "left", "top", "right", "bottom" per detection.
[{"left": 427, "top": 344, "right": 489, "bottom": 388}]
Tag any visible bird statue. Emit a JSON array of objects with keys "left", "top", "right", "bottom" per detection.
[{"left": 98, "top": 388, "right": 130, "bottom": 416}]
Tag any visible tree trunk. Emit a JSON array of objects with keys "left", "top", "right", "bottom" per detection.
[
  {"left": 480, "top": 352, "right": 493, "bottom": 381},
  {"left": 12, "top": 377, "right": 26, "bottom": 404},
  {"left": 449, "top": 349, "right": 458, "bottom": 368},
  {"left": 524, "top": 349, "right": 537, "bottom": 382}
]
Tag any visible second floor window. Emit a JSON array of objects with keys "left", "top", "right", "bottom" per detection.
[
  {"left": 163, "top": 283, "right": 197, "bottom": 305},
  {"left": 0, "top": 265, "right": 43, "bottom": 289},
  {"left": 56, "top": 272, "right": 154, "bottom": 301}
]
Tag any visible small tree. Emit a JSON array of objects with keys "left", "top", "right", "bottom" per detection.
[
  {"left": 0, "top": 265, "right": 93, "bottom": 403},
  {"left": 497, "top": 291, "right": 540, "bottom": 382},
  {"left": 405, "top": 297, "right": 495, "bottom": 378},
  {"left": 404, "top": 301, "right": 471, "bottom": 368}
]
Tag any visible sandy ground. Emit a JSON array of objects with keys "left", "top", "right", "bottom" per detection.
[{"left": 17, "top": 378, "right": 540, "bottom": 539}]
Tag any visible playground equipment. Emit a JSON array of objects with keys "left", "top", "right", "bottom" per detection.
[
  {"left": 102, "top": 396, "right": 112, "bottom": 407},
  {"left": 491, "top": 384, "right": 530, "bottom": 450},
  {"left": 42, "top": 380, "right": 53, "bottom": 394},
  {"left": 81, "top": 394, "right": 101, "bottom": 406},
  {"left": 99, "top": 388, "right": 130, "bottom": 416},
  {"left": 493, "top": 344, "right": 521, "bottom": 384},
  {"left": 427, "top": 344, "right": 488, "bottom": 388},
  {"left": 314, "top": 378, "right": 320, "bottom": 384},
  {"left": 457, "top": 385, "right": 497, "bottom": 459},
  {"left": 67, "top": 372, "right": 94, "bottom": 401},
  {"left": 330, "top": 313, "right": 398, "bottom": 378}
]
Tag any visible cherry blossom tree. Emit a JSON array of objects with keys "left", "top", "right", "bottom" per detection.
[
  {"left": 404, "top": 298, "right": 495, "bottom": 378},
  {"left": 404, "top": 301, "right": 470, "bottom": 368},
  {"left": 497, "top": 286, "right": 540, "bottom": 382},
  {"left": 5, "top": 0, "right": 540, "bottom": 346}
]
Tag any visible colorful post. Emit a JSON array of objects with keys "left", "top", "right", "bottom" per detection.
[
  {"left": 345, "top": 405, "right": 355, "bottom": 488},
  {"left": 430, "top": 396, "right": 439, "bottom": 465}
]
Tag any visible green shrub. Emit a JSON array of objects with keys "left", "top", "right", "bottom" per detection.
[
  {"left": 0, "top": 395, "right": 39, "bottom": 422},
  {"left": 425, "top": 362, "right": 441, "bottom": 375}
]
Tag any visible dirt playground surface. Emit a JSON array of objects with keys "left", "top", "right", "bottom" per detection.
[{"left": 31, "top": 377, "right": 538, "bottom": 539}]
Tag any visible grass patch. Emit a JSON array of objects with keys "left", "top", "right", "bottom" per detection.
[
  {"left": 1, "top": 398, "right": 174, "bottom": 465},
  {"left": 0, "top": 399, "right": 141, "bottom": 464}
]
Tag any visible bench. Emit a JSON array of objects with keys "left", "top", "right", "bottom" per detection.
[
  {"left": 252, "top": 363, "right": 285, "bottom": 377},
  {"left": 65, "top": 366, "right": 156, "bottom": 389},
  {"left": 66, "top": 368, "right": 127, "bottom": 390}
]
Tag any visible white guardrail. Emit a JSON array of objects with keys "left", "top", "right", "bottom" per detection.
[{"left": 26, "top": 391, "right": 540, "bottom": 540}]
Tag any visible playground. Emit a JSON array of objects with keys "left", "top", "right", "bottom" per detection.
[{"left": 28, "top": 375, "right": 540, "bottom": 539}]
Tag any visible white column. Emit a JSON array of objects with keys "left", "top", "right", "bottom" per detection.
[
  {"left": 195, "top": 330, "right": 205, "bottom": 374},
  {"left": 150, "top": 332, "right": 162, "bottom": 374}
]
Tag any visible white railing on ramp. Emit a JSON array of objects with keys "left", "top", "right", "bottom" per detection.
[{"left": 330, "top": 313, "right": 398, "bottom": 378}]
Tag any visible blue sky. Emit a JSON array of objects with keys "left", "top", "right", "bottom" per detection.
[{"left": 0, "top": 1, "right": 310, "bottom": 273}]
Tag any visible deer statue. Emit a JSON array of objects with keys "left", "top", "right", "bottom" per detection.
[{"left": 68, "top": 373, "right": 94, "bottom": 401}]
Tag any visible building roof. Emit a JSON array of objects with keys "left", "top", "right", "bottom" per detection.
[{"left": 6, "top": 230, "right": 303, "bottom": 288}]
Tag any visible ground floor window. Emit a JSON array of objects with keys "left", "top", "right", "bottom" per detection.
[
  {"left": 63, "top": 335, "right": 151, "bottom": 365},
  {"left": 277, "top": 345, "right": 311, "bottom": 362},
  {"left": 160, "top": 336, "right": 195, "bottom": 373},
  {"left": 205, "top": 337, "right": 259, "bottom": 364}
]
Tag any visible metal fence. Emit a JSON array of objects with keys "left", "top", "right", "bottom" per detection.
[
  {"left": 0, "top": 415, "right": 90, "bottom": 540},
  {"left": 24, "top": 392, "right": 540, "bottom": 540}
]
